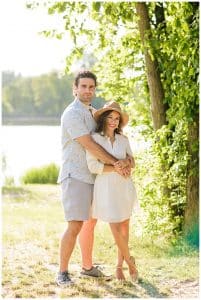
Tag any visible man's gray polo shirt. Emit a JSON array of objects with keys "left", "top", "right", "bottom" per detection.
[{"left": 58, "top": 98, "right": 96, "bottom": 184}]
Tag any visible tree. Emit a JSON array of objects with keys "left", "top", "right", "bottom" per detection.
[
  {"left": 135, "top": 2, "right": 167, "bottom": 130},
  {"left": 183, "top": 2, "right": 199, "bottom": 245}
]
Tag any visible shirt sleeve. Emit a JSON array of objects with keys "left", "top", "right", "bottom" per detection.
[
  {"left": 125, "top": 137, "right": 133, "bottom": 156},
  {"left": 62, "top": 109, "right": 90, "bottom": 139},
  {"left": 86, "top": 150, "right": 104, "bottom": 175}
]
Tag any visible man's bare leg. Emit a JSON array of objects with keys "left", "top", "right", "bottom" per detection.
[{"left": 59, "top": 221, "right": 83, "bottom": 272}]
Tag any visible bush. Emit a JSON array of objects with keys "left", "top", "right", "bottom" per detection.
[{"left": 21, "top": 163, "right": 59, "bottom": 184}]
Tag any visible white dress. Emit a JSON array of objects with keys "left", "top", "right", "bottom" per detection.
[{"left": 86, "top": 133, "right": 139, "bottom": 222}]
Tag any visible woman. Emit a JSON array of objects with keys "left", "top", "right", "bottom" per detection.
[{"left": 86, "top": 101, "right": 139, "bottom": 281}]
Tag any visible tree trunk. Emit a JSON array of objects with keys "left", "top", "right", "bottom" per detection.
[
  {"left": 183, "top": 2, "right": 199, "bottom": 246},
  {"left": 135, "top": 2, "right": 167, "bottom": 130},
  {"left": 184, "top": 117, "right": 199, "bottom": 246}
]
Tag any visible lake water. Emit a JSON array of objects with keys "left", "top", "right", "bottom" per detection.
[
  {"left": 2, "top": 126, "right": 61, "bottom": 184},
  {"left": 1, "top": 125, "right": 150, "bottom": 184}
]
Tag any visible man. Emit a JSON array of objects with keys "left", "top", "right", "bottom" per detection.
[{"left": 56, "top": 70, "right": 132, "bottom": 285}]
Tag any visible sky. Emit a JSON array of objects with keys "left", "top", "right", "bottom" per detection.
[{"left": 0, "top": 0, "right": 72, "bottom": 76}]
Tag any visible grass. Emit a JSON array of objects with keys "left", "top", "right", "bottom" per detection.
[
  {"left": 21, "top": 163, "right": 59, "bottom": 184},
  {"left": 2, "top": 185, "right": 199, "bottom": 298}
]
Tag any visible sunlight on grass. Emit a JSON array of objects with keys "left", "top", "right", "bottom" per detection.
[{"left": 2, "top": 184, "right": 199, "bottom": 298}]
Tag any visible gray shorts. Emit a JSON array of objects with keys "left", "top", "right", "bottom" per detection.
[{"left": 61, "top": 177, "right": 94, "bottom": 221}]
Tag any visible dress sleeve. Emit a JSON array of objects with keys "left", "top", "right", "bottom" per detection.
[
  {"left": 125, "top": 137, "right": 133, "bottom": 156},
  {"left": 62, "top": 109, "right": 90, "bottom": 139},
  {"left": 86, "top": 150, "right": 104, "bottom": 175}
]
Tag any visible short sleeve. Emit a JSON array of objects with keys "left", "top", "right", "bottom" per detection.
[{"left": 62, "top": 109, "right": 90, "bottom": 139}]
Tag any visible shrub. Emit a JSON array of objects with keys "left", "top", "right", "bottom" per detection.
[{"left": 21, "top": 163, "right": 59, "bottom": 184}]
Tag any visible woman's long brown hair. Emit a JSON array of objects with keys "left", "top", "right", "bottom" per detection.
[{"left": 95, "top": 110, "right": 123, "bottom": 135}]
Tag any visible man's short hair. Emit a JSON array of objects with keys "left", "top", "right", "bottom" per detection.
[{"left": 74, "top": 70, "right": 97, "bottom": 87}]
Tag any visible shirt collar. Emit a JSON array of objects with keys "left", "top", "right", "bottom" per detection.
[{"left": 74, "top": 98, "right": 93, "bottom": 111}]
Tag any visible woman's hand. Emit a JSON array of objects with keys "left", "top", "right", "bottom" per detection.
[
  {"left": 114, "top": 163, "right": 131, "bottom": 178},
  {"left": 114, "top": 158, "right": 130, "bottom": 169}
]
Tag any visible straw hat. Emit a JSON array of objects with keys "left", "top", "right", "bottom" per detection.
[{"left": 93, "top": 101, "right": 129, "bottom": 126}]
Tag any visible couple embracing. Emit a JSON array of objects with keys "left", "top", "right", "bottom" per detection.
[{"left": 56, "top": 70, "right": 140, "bottom": 285}]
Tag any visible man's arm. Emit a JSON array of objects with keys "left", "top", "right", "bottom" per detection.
[
  {"left": 76, "top": 134, "right": 131, "bottom": 177},
  {"left": 76, "top": 134, "right": 117, "bottom": 165}
]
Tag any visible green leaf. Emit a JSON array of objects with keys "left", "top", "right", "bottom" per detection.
[{"left": 92, "top": 2, "right": 101, "bottom": 12}]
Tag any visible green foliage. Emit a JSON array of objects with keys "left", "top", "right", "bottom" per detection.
[
  {"left": 21, "top": 163, "right": 59, "bottom": 184},
  {"left": 149, "top": 2, "right": 199, "bottom": 241},
  {"left": 2, "top": 71, "right": 72, "bottom": 122},
  {"left": 151, "top": 2, "right": 199, "bottom": 124}
]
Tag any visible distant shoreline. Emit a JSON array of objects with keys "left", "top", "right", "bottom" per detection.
[{"left": 2, "top": 117, "right": 60, "bottom": 126}]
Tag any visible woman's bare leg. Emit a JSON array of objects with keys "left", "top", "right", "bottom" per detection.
[
  {"left": 79, "top": 218, "right": 97, "bottom": 269},
  {"left": 116, "top": 220, "right": 129, "bottom": 280},
  {"left": 110, "top": 220, "right": 138, "bottom": 281}
]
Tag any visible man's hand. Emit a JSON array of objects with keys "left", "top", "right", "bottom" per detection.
[{"left": 127, "top": 155, "right": 135, "bottom": 168}]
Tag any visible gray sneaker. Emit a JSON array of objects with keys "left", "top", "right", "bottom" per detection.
[
  {"left": 56, "top": 271, "right": 73, "bottom": 286},
  {"left": 81, "top": 266, "right": 106, "bottom": 278}
]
